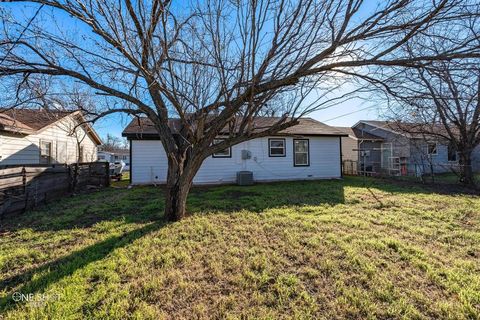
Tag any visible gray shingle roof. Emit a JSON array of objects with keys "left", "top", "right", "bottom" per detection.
[
  {"left": 334, "top": 126, "right": 384, "bottom": 141},
  {"left": 123, "top": 116, "right": 346, "bottom": 138}
]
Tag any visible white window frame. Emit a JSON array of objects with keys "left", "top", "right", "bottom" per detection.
[
  {"left": 212, "top": 138, "right": 231, "bottom": 158},
  {"left": 40, "top": 140, "right": 53, "bottom": 164},
  {"left": 56, "top": 140, "right": 68, "bottom": 164},
  {"left": 427, "top": 142, "right": 438, "bottom": 156},
  {"left": 293, "top": 139, "right": 309, "bottom": 167},
  {"left": 268, "top": 138, "right": 286, "bottom": 157}
]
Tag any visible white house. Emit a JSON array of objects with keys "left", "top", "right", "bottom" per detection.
[
  {"left": 0, "top": 108, "right": 102, "bottom": 166},
  {"left": 97, "top": 149, "right": 130, "bottom": 170},
  {"left": 122, "top": 117, "right": 346, "bottom": 185}
]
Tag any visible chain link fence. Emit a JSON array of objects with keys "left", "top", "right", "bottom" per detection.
[{"left": 342, "top": 160, "right": 479, "bottom": 186}]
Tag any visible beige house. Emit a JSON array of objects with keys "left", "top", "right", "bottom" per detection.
[{"left": 0, "top": 109, "right": 102, "bottom": 166}]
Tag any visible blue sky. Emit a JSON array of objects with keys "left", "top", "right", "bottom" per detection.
[{"left": 4, "top": 2, "right": 383, "bottom": 140}]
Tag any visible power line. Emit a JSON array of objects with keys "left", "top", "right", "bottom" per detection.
[
  {"left": 0, "top": 4, "right": 44, "bottom": 66},
  {"left": 323, "top": 105, "right": 378, "bottom": 122}
]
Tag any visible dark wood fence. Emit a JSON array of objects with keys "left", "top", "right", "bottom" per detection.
[{"left": 0, "top": 162, "right": 110, "bottom": 218}]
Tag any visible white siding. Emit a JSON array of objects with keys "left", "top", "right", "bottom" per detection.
[
  {"left": 131, "top": 136, "right": 341, "bottom": 185},
  {"left": 0, "top": 116, "right": 98, "bottom": 166}
]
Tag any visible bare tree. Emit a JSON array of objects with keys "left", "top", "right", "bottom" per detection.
[
  {"left": 1, "top": 0, "right": 479, "bottom": 220},
  {"left": 101, "top": 134, "right": 125, "bottom": 152},
  {"left": 383, "top": 60, "right": 480, "bottom": 186}
]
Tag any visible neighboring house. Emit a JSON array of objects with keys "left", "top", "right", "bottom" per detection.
[
  {"left": 0, "top": 108, "right": 102, "bottom": 166},
  {"left": 334, "top": 127, "right": 384, "bottom": 174},
  {"left": 97, "top": 149, "right": 130, "bottom": 170},
  {"left": 122, "top": 117, "right": 346, "bottom": 185},
  {"left": 352, "top": 120, "right": 480, "bottom": 175}
]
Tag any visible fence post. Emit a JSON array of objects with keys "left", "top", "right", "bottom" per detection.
[
  {"left": 21, "top": 166, "right": 26, "bottom": 193},
  {"left": 73, "top": 163, "right": 79, "bottom": 191},
  {"left": 22, "top": 166, "right": 27, "bottom": 212},
  {"left": 105, "top": 162, "right": 110, "bottom": 187}
]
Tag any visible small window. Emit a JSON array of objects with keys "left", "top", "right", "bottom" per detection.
[
  {"left": 269, "top": 138, "right": 286, "bottom": 157},
  {"left": 212, "top": 139, "right": 231, "bottom": 158},
  {"left": 293, "top": 139, "right": 309, "bottom": 166},
  {"left": 427, "top": 143, "right": 437, "bottom": 155},
  {"left": 448, "top": 143, "right": 457, "bottom": 162},
  {"left": 57, "top": 141, "right": 67, "bottom": 163},
  {"left": 40, "top": 141, "right": 52, "bottom": 164}
]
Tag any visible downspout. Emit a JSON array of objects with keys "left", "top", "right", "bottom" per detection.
[
  {"left": 129, "top": 139, "right": 132, "bottom": 184},
  {"left": 339, "top": 136, "right": 343, "bottom": 178}
]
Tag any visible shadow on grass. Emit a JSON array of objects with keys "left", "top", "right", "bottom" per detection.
[
  {"left": 3, "top": 176, "right": 475, "bottom": 234},
  {"left": 0, "top": 220, "right": 163, "bottom": 313},
  {"left": 0, "top": 186, "right": 165, "bottom": 233},
  {"left": 187, "top": 179, "right": 346, "bottom": 213}
]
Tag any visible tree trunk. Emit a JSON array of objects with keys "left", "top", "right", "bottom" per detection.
[
  {"left": 164, "top": 155, "right": 200, "bottom": 221},
  {"left": 459, "top": 151, "right": 475, "bottom": 186}
]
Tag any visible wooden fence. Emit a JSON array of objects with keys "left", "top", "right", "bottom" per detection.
[{"left": 0, "top": 162, "right": 110, "bottom": 218}]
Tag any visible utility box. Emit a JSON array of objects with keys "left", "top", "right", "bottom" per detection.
[
  {"left": 241, "top": 150, "right": 252, "bottom": 160},
  {"left": 236, "top": 171, "right": 253, "bottom": 186}
]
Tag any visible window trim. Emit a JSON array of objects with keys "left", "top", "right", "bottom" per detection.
[
  {"left": 212, "top": 138, "right": 232, "bottom": 158},
  {"left": 56, "top": 140, "right": 67, "bottom": 164},
  {"left": 427, "top": 142, "right": 438, "bottom": 156},
  {"left": 39, "top": 139, "right": 53, "bottom": 164},
  {"left": 268, "top": 138, "right": 286, "bottom": 157},
  {"left": 293, "top": 139, "right": 310, "bottom": 167}
]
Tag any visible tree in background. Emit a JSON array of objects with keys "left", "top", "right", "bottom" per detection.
[
  {"left": 101, "top": 134, "right": 128, "bottom": 152},
  {"left": 1, "top": 0, "right": 479, "bottom": 220},
  {"left": 383, "top": 61, "right": 480, "bottom": 186}
]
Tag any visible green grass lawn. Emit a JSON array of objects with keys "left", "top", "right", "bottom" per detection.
[{"left": 0, "top": 177, "right": 479, "bottom": 319}]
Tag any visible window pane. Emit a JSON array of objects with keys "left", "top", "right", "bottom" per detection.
[
  {"left": 295, "top": 153, "right": 308, "bottom": 165},
  {"left": 295, "top": 140, "right": 308, "bottom": 152},
  {"left": 448, "top": 144, "right": 457, "bottom": 161},
  {"left": 213, "top": 139, "right": 230, "bottom": 157},
  {"left": 270, "top": 148, "right": 284, "bottom": 155},
  {"left": 270, "top": 140, "right": 284, "bottom": 148},
  {"left": 427, "top": 143, "right": 437, "bottom": 155},
  {"left": 215, "top": 149, "right": 230, "bottom": 156},
  {"left": 41, "top": 142, "right": 51, "bottom": 156}
]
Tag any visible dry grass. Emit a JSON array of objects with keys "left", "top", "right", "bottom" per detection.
[{"left": 0, "top": 177, "right": 479, "bottom": 319}]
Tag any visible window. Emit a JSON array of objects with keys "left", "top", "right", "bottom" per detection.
[
  {"left": 122, "top": 155, "right": 127, "bottom": 160},
  {"left": 448, "top": 143, "right": 457, "bottom": 162},
  {"left": 98, "top": 155, "right": 105, "bottom": 160},
  {"left": 293, "top": 139, "right": 309, "bottom": 166},
  {"left": 212, "top": 139, "right": 231, "bottom": 158},
  {"left": 40, "top": 141, "right": 52, "bottom": 164},
  {"left": 427, "top": 143, "right": 437, "bottom": 155},
  {"left": 269, "top": 138, "right": 286, "bottom": 157},
  {"left": 57, "top": 141, "right": 67, "bottom": 163}
]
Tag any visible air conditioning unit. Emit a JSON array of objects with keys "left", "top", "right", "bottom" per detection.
[{"left": 236, "top": 171, "right": 253, "bottom": 186}]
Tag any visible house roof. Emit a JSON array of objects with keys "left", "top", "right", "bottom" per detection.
[
  {"left": 357, "top": 120, "right": 454, "bottom": 140},
  {"left": 0, "top": 108, "right": 102, "bottom": 145},
  {"left": 122, "top": 116, "right": 347, "bottom": 138},
  {"left": 334, "top": 126, "right": 384, "bottom": 141}
]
